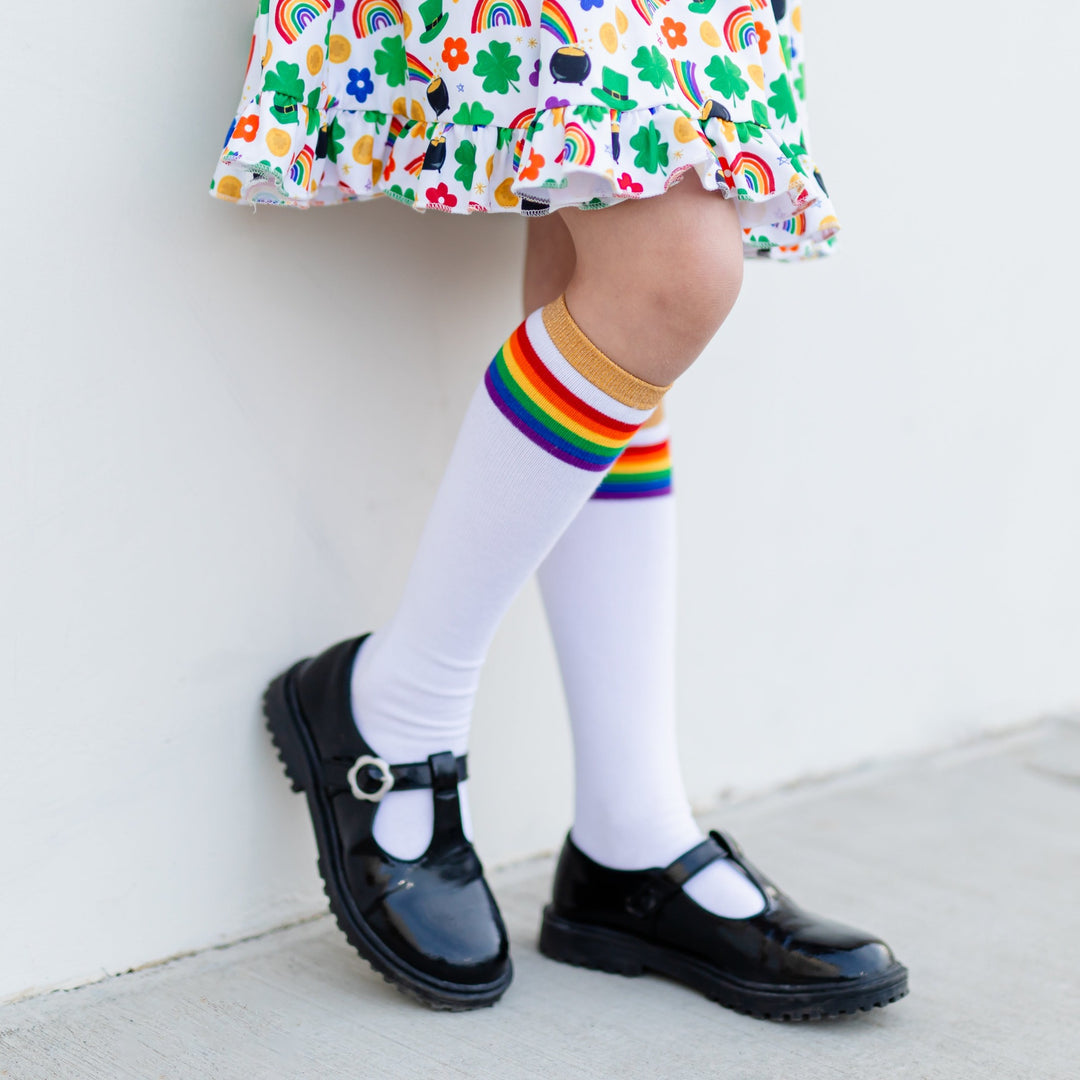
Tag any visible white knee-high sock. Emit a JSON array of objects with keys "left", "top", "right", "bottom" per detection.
[
  {"left": 352, "top": 297, "right": 668, "bottom": 858},
  {"left": 538, "top": 412, "right": 765, "bottom": 918}
]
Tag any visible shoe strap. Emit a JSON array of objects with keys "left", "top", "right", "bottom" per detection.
[
  {"left": 429, "top": 750, "right": 469, "bottom": 850},
  {"left": 324, "top": 752, "right": 468, "bottom": 801},
  {"left": 625, "top": 830, "right": 772, "bottom": 918},
  {"left": 626, "top": 836, "right": 724, "bottom": 917}
]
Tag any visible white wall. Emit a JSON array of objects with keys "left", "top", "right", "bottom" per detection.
[{"left": 2, "top": 1, "right": 1077, "bottom": 1002}]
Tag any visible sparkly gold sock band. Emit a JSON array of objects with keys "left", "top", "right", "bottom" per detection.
[{"left": 541, "top": 294, "right": 671, "bottom": 411}]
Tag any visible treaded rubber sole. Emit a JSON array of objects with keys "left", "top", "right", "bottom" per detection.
[
  {"left": 263, "top": 662, "right": 512, "bottom": 1011},
  {"left": 539, "top": 906, "right": 908, "bottom": 1021}
]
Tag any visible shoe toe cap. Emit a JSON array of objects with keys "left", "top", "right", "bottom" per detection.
[
  {"left": 378, "top": 875, "right": 511, "bottom": 987},
  {"left": 814, "top": 939, "right": 898, "bottom": 980}
]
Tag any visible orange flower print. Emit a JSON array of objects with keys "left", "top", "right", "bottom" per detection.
[
  {"left": 660, "top": 17, "right": 687, "bottom": 49},
  {"left": 442, "top": 37, "right": 469, "bottom": 72},
  {"left": 233, "top": 114, "right": 260, "bottom": 142},
  {"left": 754, "top": 21, "right": 771, "bottom": 54},
  {"left": 426, "top": 181, "right": 458, "bottom": 209},
  {"left": 517, "top": 149, "right": 545, "bottom": 182},
  {"left": 617, "top": 172, "right": 643, "bottom": 193}
]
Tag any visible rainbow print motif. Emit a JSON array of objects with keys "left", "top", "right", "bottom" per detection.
[
  {"left": 722, "top": 6, "right": 758, "bottom": 50},
  {"left": 593, "top": 438, "right": 673, "bottom": 499},
  {"left": 484, "top": 323, "right": 640, "bottom": 471},
  {"left": 275, "top": 0, "right": 330, "bottom": 44},
  {"left": 471, "top": 0, "right": 532, "bottom": 32},
  {"left": 780, "top": 212, "right": 807, "bottom": 235},
  {"left": 671, "top": 60, "right": 704, "bottom": 108},
  {"left": 352, "top": 0, "right": 403, "bottom": 37},
  {"left": 212, "top": 0, "right": 838, "bottom": 259},
  {"left": 509, "top": 107, "right": 537, "bottom": 129},
  {"left": 732, "top": 151, "right": 774, "bottom": 193},
  {"left": 289, "top": 145, "right": 315, "bottom": 188},
  {"left": 630, "top": 0, "right": 667, "bottom": 27},
  {"left": 406, "top": 53, "right": 435, "bottom": 83},
  {"left": 540, "top": 0, "right": 577, "bottom": 44},
  {"left": 556, "top": 122, "right": 595, "bottom": 166}
]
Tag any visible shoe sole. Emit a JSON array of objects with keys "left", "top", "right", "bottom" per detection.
[
  {"left": 539, "top": 906, "right": 908, "bottom": 1021},
  {"left": 263, "top": 661, "right": 513, "bottom": 1011}
]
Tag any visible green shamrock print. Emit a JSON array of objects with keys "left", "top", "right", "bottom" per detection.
[
  {"left": 304, "top": 86, "right": 322, "bottom": 136},
  {"left": 768, "top": 74, "right": 797, "bottom": 124},
  {"left": 572, "top": 105, "right": 608, "bottom": 128},
  {"left": 452, "top": 102, "right": 495, "bottom": 126},
  {"left": 374, "top": 35, "right": 406, "bottom": 88},
  {"left": 632, "top": 46, "right": 674, "bottom": 90},
  {"left": 704, "top": 55, "right": 749, "bottom": 101},
  {"left": 779, "top": 138, "right": 807, "bottom": 175},
  {"left": 454, "top": 139, "right": 477, "bottom": 188},
  {"left": 263, "top": 62, "right": 305, "bottom": 125},
  {"left": 751, "top": 100, "right": 770, "bottom": 128},
  {"left": 473, "top": 41, "right": 522, "bottom": 95},
  {"left": 628, "top": 121, "right": 668, "bottom": 174},
  {"left": 327, "top": 117, "right": 346, "bottom": 163}
]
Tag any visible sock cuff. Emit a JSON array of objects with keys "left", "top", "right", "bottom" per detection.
[
  {"left": 542, "top": 295, "right": 671, "bottom": 411},
  {"left": 593, "top": 433, "right": 673, "bottom": 500}
]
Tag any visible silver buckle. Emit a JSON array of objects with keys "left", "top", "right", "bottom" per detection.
[{"left": 347, "top": 755, "right": 395, "bottom": 802}]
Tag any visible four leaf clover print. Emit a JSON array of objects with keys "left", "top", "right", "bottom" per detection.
[
  {"left": 215, "top": 0, "right": 833, "bottom": 255},
  {"left": 473, "top": 41, "right": 522, "bottom": 95}
]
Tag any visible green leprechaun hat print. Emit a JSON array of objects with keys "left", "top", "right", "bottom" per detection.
[
  {"left": 417, "top": 0, "right": 450, "bottom": 43},
  {"left": 591, "top": 67, "right": 637, "bottom": 112}
]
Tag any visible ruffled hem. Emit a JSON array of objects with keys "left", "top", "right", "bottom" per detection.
[{"left": 211, "top": 96, "right": 838, "bottom": 261}]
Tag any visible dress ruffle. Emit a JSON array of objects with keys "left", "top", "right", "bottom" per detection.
[{"left": 210, "top": 0, "right": 838, "bottom": 260}]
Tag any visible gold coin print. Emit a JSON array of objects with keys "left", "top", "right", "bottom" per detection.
[
  {"left": 495, "top": 177, "right": 520, "bottom": 207},
  {"left": 266, "top": 128, "right": 293, "bottom": 156},
  {"left": 411, "top": 99, "right": 427, "bottom": 125},
  {"left": 215, "top": 175, "right": 242, "bottom": 201},
  {"left": 700, "top": 20, "right": 720, "bottom": 47},
  {"left": 792, "top": 5, "right": 802, "bottom": 31},
  {"left": 306, "top": 45, "right": 324, "bottom": 75},
  {"left": 486, "top": 154, "right": 495, "bottom": 179},
  {"left": 262, "top": 40, "right": 273, "bottom": 67},
  {"left": 352, "top": 135, "right": 374, "bottom": 164},
  {"left": 328, "top": 34, "right": 351, "bottom": 63},
  {"left": 719, "top": 118, "right": 736, "bottom": 141},
  {"left": 673, "top": 115, "right": 699, "bottom": 143},
  {"left": 403, "top": 11, "right": 413, "bottom": 37},
  {"left": 599, "top": 23, "right": 618, "bottom": 53},
  {"left": 392, "top": 96, "right": 407, "bottom": 117},
  {"left": 615, "top": 7, "right": 628, "bottom": 33},
  {"left": 372, "top": 159, "right": 383, "bottom": 185},
  {"left": 747, "top": 63, "right": 764, "bottom": 90}
]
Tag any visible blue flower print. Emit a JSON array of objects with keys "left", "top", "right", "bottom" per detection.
[
  {"left": 580, "top": 0, "right": 603, "bottom": 10},
  {"left": 347, "top": 67, "right": 375, "bottom": 104}
]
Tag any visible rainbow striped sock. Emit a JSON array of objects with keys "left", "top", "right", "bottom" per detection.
[
  {"left": 484, "top": 296, "right": 668, "bottom": 471},
  {"left": 593, "top": 420, "right": 673, "bottom": 499}
]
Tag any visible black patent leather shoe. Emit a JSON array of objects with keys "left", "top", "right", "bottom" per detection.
[
  {"left": 262, "top": 634, "right": 512, "bottom": 1009},
  {"left": 540, "top": 831, "right": 908, "bottom": 1020}
]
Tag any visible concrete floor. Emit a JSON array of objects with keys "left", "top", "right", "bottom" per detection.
[{"left": 2, "top": 720, "right": 1078, "bottom": 1080}]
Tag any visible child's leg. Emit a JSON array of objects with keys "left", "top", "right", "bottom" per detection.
[
  {"left": 531, "top": 187, "right": 762, "bottom": 916},
  {"left": 353, "top": 176, "right": 744, "bottom": 858}
]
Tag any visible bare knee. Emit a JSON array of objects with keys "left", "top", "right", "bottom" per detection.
[
  {"left": 561, "top": 189, "right": 745, "bottom": 384},
  {"left": 633, "top": 236, "right": 744, "bottom": 368}
]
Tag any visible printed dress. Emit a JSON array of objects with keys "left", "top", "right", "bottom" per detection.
[{"left": 211, "top": 0, "right": 838, "bottom": 258}]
